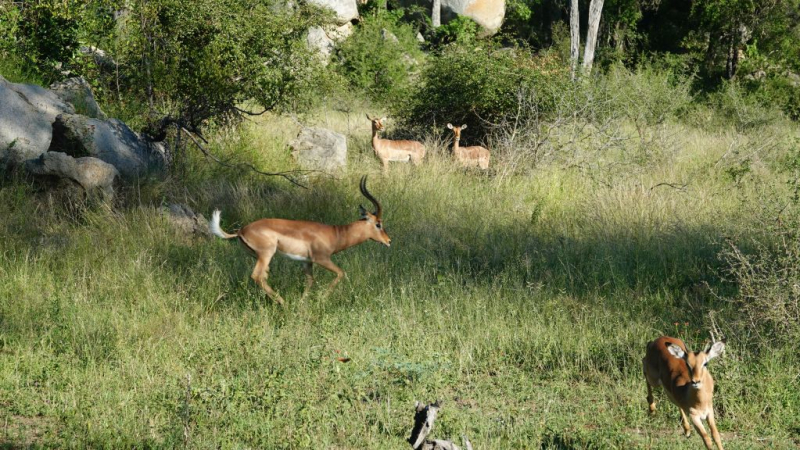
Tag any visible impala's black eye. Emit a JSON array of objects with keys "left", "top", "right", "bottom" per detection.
[{"left": 376, "top": 223, "right": 382, "bottom": 229}]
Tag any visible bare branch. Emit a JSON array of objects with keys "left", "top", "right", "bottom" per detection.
[{"left": 179, "top": 127, "right": 310, "bottom": 188}]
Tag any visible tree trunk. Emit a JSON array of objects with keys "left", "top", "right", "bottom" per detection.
[
  {"left": 726, "top": 21, "right": 741, "bottom": 79},
  {"left": 432, "top": 0, "right": 441, "bottom": 28},
  {"left": 570, "top": 0, "right": 580, "bottom": 80},
  {"left": 582, "top": 0, "right": 605, "bottom": 75}
]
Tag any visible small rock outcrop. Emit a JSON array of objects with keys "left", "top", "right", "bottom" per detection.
[
  {"left": 307, "top": 27, "right": 336, "bottom": 64},
  {"left": 24, "top": 151, "right": 119, "bottom": 199},
  {"left": 162, "top": 204, "right": 211, "bottom": 237},
  {"left": 290, "top": 127, "right": 347, "bottom": 172},
  {"left": 444, "top": 0, "right": 505, "bottom": 35},
  {"left": 0, "top": 75, "right": 75, "bottom": 168},
  {"left": 307, "top": 0, "right": 358, "bottom": 24},
  {"left": 48, "top": 113, "right": 166, "bottom": 179},
  {"left": 403, "top": 0, "right": 505, "bottom": 35},
  {"left": 1, "top": 75, "right": 166, "bottom": 199},
  {"left": 307, "top": 23, "right": 354, "bottom": 65},
  {"left": 50, "top": 77, "right": 107, "bottom": 120}
]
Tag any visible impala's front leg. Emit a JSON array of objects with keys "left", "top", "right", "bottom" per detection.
[
  {"left": 707, "top": 413, "right": 724, "bottom": 450},
  {"left": 690, "top": 414, "right": 714, "bottom": 449},
  {"left": 680, "top": 409, "right": 692, "bottom": 437},
  {"left": 316, "top": 259, "right": 345, "bottom": 293}
]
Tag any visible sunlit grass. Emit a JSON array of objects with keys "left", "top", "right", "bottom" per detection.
[{"left": 1, "top": 108, "right": 799, "bottom": 448}]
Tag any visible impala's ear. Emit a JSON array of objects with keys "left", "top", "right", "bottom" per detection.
[
  {"left": 706, "top": 341, "right": 726, "bottom": 361},
  {"left": 380, "top": 117, "right": 387, "bottom": 122},
  {"left": 366, "top": 114, "right": 374, "bottom": 121},
  {"left": 447, "top": 123, "right": 453, "bottom": 129},
  {"left": 359, "top": 204, "right": 368, "bottom": 218},
  {"left": 666, "top": 342, "right": 686, "bottom": 359},
  {"left": 461, "top": 124, "right": 468, "bottom": 130}
]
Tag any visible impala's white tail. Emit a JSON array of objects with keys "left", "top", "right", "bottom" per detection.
[{"left": 210, "top": 210, "right": 237, "bottom": 239}]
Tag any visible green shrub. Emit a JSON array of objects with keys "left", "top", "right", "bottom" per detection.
[
  {"left": 397, "top": 43, "right": 568, "bottom": 137},
  {"left": 333, "top": 11, "right": 423, "bottom": 105},
  {"left": 707, "top": 81, "right": 785, "bottom": 131},
  {"left": 722, "top": 219, "right": 800, "bottom": 350},
  {"left": 7, "top": 1, "right": 80, "bottom": 83},
  {"left": 601, "top": 62, "right": 694, "bottom": 136},
  {"left": 431, "top": 16, "right": 481, "bottom": 46},
  {"left": 757, "top": 75, "right": 800, "bottom": 121}
]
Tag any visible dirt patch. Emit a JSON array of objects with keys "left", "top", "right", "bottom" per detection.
[{"left": 1, "top": 415, "right": 60, "bottom": 448}]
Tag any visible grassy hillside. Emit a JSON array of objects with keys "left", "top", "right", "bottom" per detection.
[{"left": 1, "top": 106, "right": 799, "bottom": 448}]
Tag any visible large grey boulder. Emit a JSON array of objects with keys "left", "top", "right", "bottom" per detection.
[
  {"left": 0, "top": 75, "right": 75, "bottom": 168},
  {"left": 48, "top": 113, "right": 166, "bottom": 179},
  {"left": 444, "top": 0, "right": 505, "bottom": 35},
  {"left": 307, "top": 0, "right": 358, "bottom": 25},
  {"left": 290, "top": 127, "right": 347, "bottom": 172},
  {"left": 25, "top": 151, "right": 119, "bottom": 199},
  {"left": 407, "top": 0, "right": 505, "bottom": 35},
  {"left": 50, "top": 77, "right": 107, "bottom": 120},
  {"left": 307, "top": 23, "right": 353, "bottom": 65},
  {"left": 307, "top": 27, "right": 336, "bottom": 64}
]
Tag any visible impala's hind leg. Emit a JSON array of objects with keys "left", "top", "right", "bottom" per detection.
[
  {"left": 643, "top": 357, "right": 657, "bottom": 414},
  {"left": 301, "top": 262, "right": 314, "bottom": 299},
  {"left": 251, "top": 248, "right": 284, "bottom": 306},
  {"left": 646, "top": 382, "right": 656, "bottom": 414}
]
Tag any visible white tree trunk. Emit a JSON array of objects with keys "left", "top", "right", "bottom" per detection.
[
  {"left": 570, "top": 0, "right": 580, "bottom": 80},
  {"left": 582, "top": 0, "right": 605, "bottom": 75},
  {"left": 432, "top": 0, "right": 441, "bottom": 28}
]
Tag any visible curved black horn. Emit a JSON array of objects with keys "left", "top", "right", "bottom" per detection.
[{"left": 360, "top": 175, "right": 382, "bottom": 219}]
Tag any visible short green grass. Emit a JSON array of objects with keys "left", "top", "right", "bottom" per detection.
[{"left": 1, "top": 107, "right": 799, "bottom": 448}]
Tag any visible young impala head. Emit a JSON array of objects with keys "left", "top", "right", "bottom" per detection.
[
  {"left": 643, "top": 336, "right": 726, "bottom": 450},
  {"left": 446, "top": 122, "right": 466, "bottom": 139},
  {"left": 366, "top": 115, "right": 388, "bottom": 132},
  {"left": 665, "top": 340, "right": 725, "bottom": 389}
]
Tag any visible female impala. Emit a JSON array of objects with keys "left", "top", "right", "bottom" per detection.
[
  {"left": 643, "top": 336, "right": 726, "bottom": 450},
  {"left": 447, "top": 123, "right": 490, "bottom": 169},
  {"left": 367, "top": 115, "right": 426, "bottom": 174},
  {"left": 210, "top": 176, "right": 391, "bottom": 306}
]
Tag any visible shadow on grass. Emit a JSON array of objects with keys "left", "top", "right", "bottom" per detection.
[{"left": 151, "top": 174, "right": 735, "bottom": 316}]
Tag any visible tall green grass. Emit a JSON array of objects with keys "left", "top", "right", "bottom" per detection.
[{"left": 1, "top": 107, "right": 799, "bottom": 448}]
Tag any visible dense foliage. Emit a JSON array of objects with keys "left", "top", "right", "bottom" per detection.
[
  {"left": 1, "top": 0, "right": 330, "bottom": 137},
  {"left": 333, "top": 10, "right": 423, "bottom": 104}
]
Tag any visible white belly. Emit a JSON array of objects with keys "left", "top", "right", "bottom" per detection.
[{"left": 280, "top": 252, "right": 311, "bottom": 262}]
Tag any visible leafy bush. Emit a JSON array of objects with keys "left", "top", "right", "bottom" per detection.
[
  {"left": 709, "top": 81, "right": 785, "bottom": 131},
  {"left": 397, "top": 43, "right": 568, "bottom": 137},
  {"left": 600, "top": 62, "right": 694, "bottom": 136},
  {"left": 430, "top": 16, "right": 481, "bottom": 46},
  {"left": 6, "top": 1, "right": 80, "bottom": 83},
  {"left": 720, "top": 139, "right": 800, "bottom": 349},
  {"left": 333, "top": 11, "right": 423, "bottom": 105},
  {"left": 754, "top": 75, "right": 800, "bottom": 121}
]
